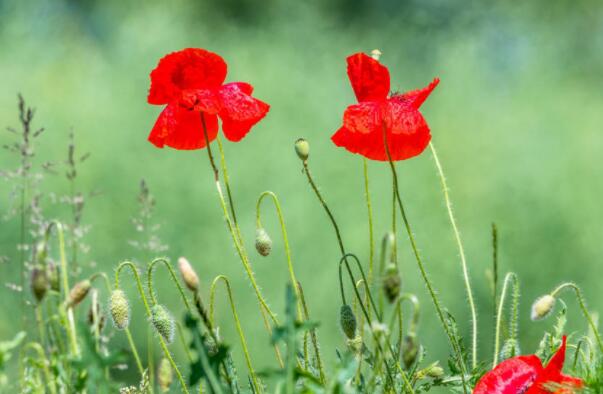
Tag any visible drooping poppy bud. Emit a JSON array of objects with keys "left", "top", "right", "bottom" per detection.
[
  {"left": 339, "top": 304, "right": 357, "bottom": 340},
  {"left": 294, "top": 138, "right": 310, "bottom": 161},
  {"left": 151, "top": 304, "right": 175, "bottom": 343},
  {"left": 47, "top": 262, "right": 60, "bottom": 292},
  {"left": 531, "top": 295, "right": 556, "bottom": 321},
  {"left": 402, "top": 332, "right": 419, "bottom": 368},
  {"left": 157, "top": 357, "right": 173, "bottom": 393},
  {"left": 66, "top": 279, "right": 91, "bottom": 308},
  {"left": 255, "top": 228, "right": 272, "bottom": 257},
  {"left": 110, "top": 289, "right": 130, "bottom": 330},
  {"left": 30, "top": 266, "right": 48, "bottom": 303},
  {"left": 87, "top": 298, "right": 106, "bottom": 332},
  {"left": 382, "top": 264, "right": 401, "bottom": 303},
  {"left": 178, "top": 257, "right": 199, "bottom": 292}
]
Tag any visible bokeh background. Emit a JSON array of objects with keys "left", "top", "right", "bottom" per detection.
[{"left": 1, "top": 0, "right": 603, "bottom": 389}]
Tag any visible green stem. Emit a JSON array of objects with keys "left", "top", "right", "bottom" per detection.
[
  {"left": 23, "top": 342, "right": 56, "bottom": 394},
  {"left": 296, "top": 281, "right": 326, "bottom": 384},
  {"left": 362, "top": 158, "right": 375, "bottom": 285},
  {"left": 216, "top": 136, "right": 244, "bottom": 245},
  {"left": 147, "top": 257, "right": 192, "bottom": 311},
  {"left": 493, "top": 273, "right": 518, "bottom": 367}
]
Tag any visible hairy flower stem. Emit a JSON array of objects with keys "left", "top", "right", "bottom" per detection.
[
  {"left": 209, "top": 275, "right": 260, "bottom": 392},
  {"left": 200, "top": 114, "right": 283, "bottom": 366},
  {"left": 493, "top": 273, "right": 519, "bottom": 367},
  {"left": 296, "top": 281, "right": 326, "bottom": 383},
  {"left": 362, "top": 159, "right": 375, "bottom": 286},
  {"left": 382, "top": 126, "right": 469, "bottom": 391},
  {"left": 429, "top": 142, "right": 478, "bottom": 369},
  {"left": 23, "top": 342, "right": 56, "bottom": 394},
  {"left": 549, "top": 282, "right": 603, "bottom": 353},
  {"left": 115, "top": 261, "right": 190, "bottom": 394},
  {"left": 216, "top": 137, "right": 244, "bottom": 243}
]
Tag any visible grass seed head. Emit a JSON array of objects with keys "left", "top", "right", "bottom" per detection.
[
  {"left": 178, "top": 257, "right": 199, "bottom": 292},
  {"left": 531, "top": 294, "right": 556, "bottom": 321},
  {"left": 339, "top": 304, "right": 357, "bottom": 340},
  {"left": 110, "top": 289, "right": 130, "bottom": 330},
  {"left": 255, "top": 228, "right": 272, "bottom": 257},
  {"left": 151, "top": 304, "right": 175, "bottom": 343},
  {"left": 294, "top": 138, "right": 310, "bottom": 161},
  {"left": 67, "top": 279, "right": 91, "bottom": 308}
]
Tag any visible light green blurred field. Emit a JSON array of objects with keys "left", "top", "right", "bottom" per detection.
[{"left": 1, "top": 0, "right": 603, "bottom": 387}]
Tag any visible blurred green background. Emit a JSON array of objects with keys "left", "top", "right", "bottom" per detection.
[{"left": 1, "top": 0, "right": 603, "bottom": 388}]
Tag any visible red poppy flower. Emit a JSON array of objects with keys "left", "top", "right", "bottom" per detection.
[
  {"left": 474, "top": 336, "right": 583, "bottom": 394},
  {"left": 147, "top": 48, "right": 270, "bottom": 150},
  {"left": 331, "top": 52, "right": 439, "bottom": 161}
]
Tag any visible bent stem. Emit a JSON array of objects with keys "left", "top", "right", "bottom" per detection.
[
  {"left": 493, "top": 272, "right": 519, "bottom": 367},
  {"left": 382, "top": 125, "right": 468, "bottom": 390},
  {"left": 209, "top": 275, "right": 260, "bottom": 392},
  {"left": 429, "top": 142, "right": 478, "bottom": 369},
  {"left": 147, "top": 257, "right": 192, "bottom": 312},
  {"left": 549, "top": 282, "right": 603, "bottom": 353}
]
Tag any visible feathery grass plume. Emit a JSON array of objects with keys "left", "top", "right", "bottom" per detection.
[
  {"left": 151, "top": 304, "right": 175, "bottom": 343},
  {"left": 254, "top": 227, "right": 272, "bottom": 257},
  {"left": 66, "top": 279, "right": 91, "bottom": 307},
  {"left": 157, "top": 357, "right": 173, "bottom": 393},
  {"left": 294, "top": 138, "right": 310, "bottom": 161},
  {"left": 110, "top": 289, "right": 130, "bottom": 330},
  {"left": 531, "top": 295, "right": 556, "bottom": 321},
  {"left": 382, "top": 263, "right": 401, "bottom": 303},
  {"left": 402, "top": 332, "right": 419, "bottom": 368},
  {"left": 30, "top": 266, "right": 48, "bottom": 302},
  {"left": 339, "top": 304, "right": 357, "bottom": 340},
  {"left": 177, "top": 257, "right": 199, "bottom": 292}
]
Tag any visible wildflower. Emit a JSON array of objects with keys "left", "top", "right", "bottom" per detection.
[
  {"left": 151, "top": 304, "right": 175, "bottom": 343},
  {"left": 294, "top": 138, "right": 310, "bottom": 161},
  {"left": 66, "top": 279, "right": 91, "bottom": 308},
  {"left": 110, "top": 289, "right": 130, "bottom": 330},
  {"left": 178, "top": 257, "right": 199, "bottom": 292},
  {"left": 255, "top": 228, "right": 272, "bottom": 257},
  {"left": 339, "top": 304, "right": 357, "bottom": 340},
  {"left": 331, "top": 52, "right": 439, "bottom": 161},
  {"left": 531, "top": 295, "right": 556, "bottom": 321},
  {"left": 147, "top": 48, "right": 270, "bottom": 150},
  {"left": 474, "top": 336, "right": 583, "bottom": 394}
]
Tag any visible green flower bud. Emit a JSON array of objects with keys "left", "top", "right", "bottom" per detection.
[
  {"left": 531, "top": 295, "right": 556, "bottom": 321},
  {"left": 426, "top": 364, "right": 444, "bottom": 379},
  {"left": 30, "top": 266, "right": 48, "bottom": 303},
  {"left": 157, "top": 357, "right": 173, "bottom": 393},
  {"left": 67, "top": 279, "right": 91, "bottom": 308},
  {"left": 151, "top": 304, "right": 175, "bottom": 344},
  {"left": 382, "top": 264, "right": 401, "bottom": 303},
  {"left": 255, "top": 228, "right": 272, "bottom": 257},
  {"left": 294, "top": 138, "right": 310, "bottom": 161},
  {"left": 110, "top": 289, "right": 130, "bottom": 330},
  {"left": 178, "top": 257, "right": 199, "bottom": 292},
  {"left": 339, "top": 304, "right": 357, "bottom": 340},
  {"left": 401, "top": 332, "right": 419, "bottom": 368}
]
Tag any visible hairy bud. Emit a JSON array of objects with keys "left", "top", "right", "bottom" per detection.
[
  {"left": 30, "top": 266, "right": 48, "bottom": 303},
  {"left": 157, "top": 357, "right": 173, "bottom": 393},
  {"left": 47, "top": 262, "right": 60, "bottom": 292},
  {"left": 67, "top": 279, "right": 91, "bottom": 308},
  {"left": 294, "top": 138, "right": 310, "bottom": 161},
  {"left": 401, "top": 332, "right": 419, "bottom": 368},
  {"left": 110, "top": 289, "right": 130, "bottom": 330},
  {"left": 151, "top": 304, "right": 175, "bottom": 344},
  {"left": 426, "top": 364, "right": 444, "bottom": 379},
  {"left": 531, "top": 295, "right": 556, "bottom": 321},
  {"left": 178, "top": 257, "right": 199, "bottom": 292},
  {"left": 339, "top": 304, "right": 357, "bottom": 340},
  {"left": 255, "top": 228, "right": 272, "bottom": 257},
  {"left": 382, "top": 264, "right": 401, "bottom": 303}
]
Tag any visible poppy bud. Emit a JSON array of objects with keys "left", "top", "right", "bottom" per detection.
[
  {"left": 370, "top": 49, "right": 382, "bottom": 61},
  {"left": 499, "top": 339, "right": 521, "bottom": 361},
  {"left": 531, "top": 295, "right": 556, "bottom": 321},
  {"left": 178, "top": 257, "right": 199, "bottom": 292},
  {"left": 294, "top": 138, "right": 310, "bottom": 161},
  {"left": 88, "top": 300, "right": 106, "bottom": 332},
  {"left": 401, "top": 332, "right": 419, "bottom": 368},
  {"left": 47, "top": 262, "right": 60, "bottom": 292},
  {"left": 151, "top": 304, "right": 175, "bottom": 344},
  {"left": 157, "top": 357, "right": 173, "bottom": 393},
  {"left": 66, "top": 279, "right": 91, "bottom": 308},
  {"left": 30, "top": 266, "right": 48, "bottom": 303},
  {"left": 255, "top": 228, "right": 272, "bottom": 257},
  {"left": 339, "top": 304, "right": 357, "bottom": 340},
  {"left": 426, "top": 364, "right": 444, "bottom": 379},
  {"left": 382, "top": 264, "right": 401, "bottom": 303},
  {"left": 110, "top": 289, "right": 130, "bottom": 330}
]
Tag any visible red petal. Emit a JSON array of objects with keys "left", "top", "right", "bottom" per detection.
[
  {"left": 346, "top": 53, "right": 390, "bottom": 102},
  {"left": 391, "top": 78, "right": 440, "bottom": 109},
  {"left": 217, "top": 82, "right": 269, "bottom": 142},
  {"left": 148, "top": 104, "right": 218, "bottom": 150},
  {"left": 527, "top": 337, "right": 584, "bottom": 394},
  {"left": 474, "top": 356, "right": 543, "bottom": 394},
  {"left": 148, "top": 48, "right": 227, "bottom": 105}
]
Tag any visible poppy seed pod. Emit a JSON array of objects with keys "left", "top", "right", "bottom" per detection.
[
  {"left": 531, "top": 295, "right": 556, "bottom": 321},
  {"left": 30, "top": 266, "right": 48, "bottom": 303},
  {"left": 178, "top": 257, "right": 199, "bottom": 292},
  {"left": 110, "top": 289, "right": 130, "bottom": 330},
  {"left": 151, "top": 304, "right": 175, "bottom": 344},
  {"left": 294, "top": 138, "right": 310, "bottom": 161},
  {"left": 339, "top": 304, "right": 357, "bottom": 340},
  {"left": 382, "top": 264, "right": 401, "bottom": 303},
  {"left": 157, "top": 357, "right": 173, "bottom": 393},
  {"left": 255, "top": 228, "right": 272, "bottom": 257},
  {"left": 67, "top": 279, "right": 91, "bottom": 308},
  {"left": 401, "top": 332, "right": 419, "bottom": 368}
]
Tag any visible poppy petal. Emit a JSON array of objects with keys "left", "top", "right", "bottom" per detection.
[
  {"left": 148, "top": 104, "right": 218, "bottom": 150},
  {"left": 347, "top": 53, "right": 390, "bottom": 102},
  {"left": 391, "top": 78, "right": 440, "bottom": 109},
  {"left": 218, "top": 82, "right": 269, "bottom": 142},
  {"left": 474, "top": 355, "right": 543, "bottom": 394},
  {"left": 148, "top": 48, "right": 227, "bottom": 105},
  {"left": 383, "top": 101, "right": 432, "bottom": 159},
  {"left": 527, "top": 337, "right": 584, "bottom": 394}
]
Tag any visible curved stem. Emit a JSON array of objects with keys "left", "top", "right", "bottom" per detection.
[
  {"left": 493, "top": 273, "right": 518, "bottom": 367},
  {"left": 550, "top": 282, "right": 603, "bottom": 353},
  {"left": 209, "top": 275, "right": 260, "bottom": 392},
  {"left": 429, "top": 142, "right": 478, "bottom": 369},
  {"left": 147, "top": 257, "right": 192, "bottom": 312},
  {"left": 125, "top": 327, "right": 145, "bottom": 377}
]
